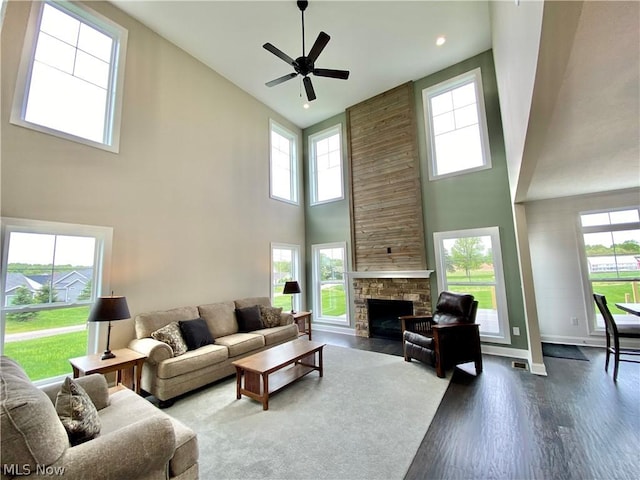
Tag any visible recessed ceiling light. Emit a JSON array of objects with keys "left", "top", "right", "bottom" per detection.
[
  {"left": 436, "top": 36, "right": 446, "bottom": 47},
  {"left": 303, "top": 103, "right": 310, "bottom": 109}
]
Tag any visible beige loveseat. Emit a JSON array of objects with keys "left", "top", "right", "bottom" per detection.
[
  {"left": 0, "top": 356, "right": 198, "bottom": 480},
  {"left": 128, "top": 297, "right": 299, "bottom": 406}
]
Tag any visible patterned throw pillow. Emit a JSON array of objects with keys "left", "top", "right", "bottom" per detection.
[
  {"left": 151, "top": 321, "right": 188, "bottom": 356},
  {"left": 260, "top": 305, "right": 283, "bottom": 328},
  {"left": 55, "top": 377, "right": 101, "bottom": 446}
]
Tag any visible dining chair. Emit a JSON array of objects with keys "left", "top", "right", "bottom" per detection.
[{"left": 593, "top": 293, "right": 640, "bottom": 381}]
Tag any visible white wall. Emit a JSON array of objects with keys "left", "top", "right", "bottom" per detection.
[
  {"left": 526, "top": 188, "right": 640, "bottom": 346},
  {"left": 1, "top": 1, "right": 305, "bottom": 350}
]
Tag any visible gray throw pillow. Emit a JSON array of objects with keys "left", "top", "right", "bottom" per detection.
[
  {"left": 259, "top": 305, "right": 283, "bottom": 328},
  {"left": 55, "top": 377, "right": 101, "bottom": 446},
  {"left": 151, "top": 321, "right": 188, "bottom": 356}
]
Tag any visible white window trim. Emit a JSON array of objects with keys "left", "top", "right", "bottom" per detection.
[
  {"left": 309, "top": 123, "right": 344, "bottom": 206},
  {"left": 10, "top": 0, "right": 128, "bottom": 153},
  {"left": 269, "top": 119, "right": 299, "bottom": 205},
  {"left": 423, "top": 67, "right": 491, "bottom": 181},
  {"left": 311, "top": 241, "right": 349, "bottom": 325},
  {"left": 577, "top": 207, "right": 640, "bottom": 335},
  {"left": 270, "top": 242, "right": 301, "bottom": 312},
  {"left": 0, "top": 217, "right": 114, "bottom": 385},
  {"left": 433, "top": 227, "right": 511, "bottom": 344}
]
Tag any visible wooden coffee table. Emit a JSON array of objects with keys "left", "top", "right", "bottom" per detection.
[{"left": 232, "top": 339, "right": 325, "bottom": 410}]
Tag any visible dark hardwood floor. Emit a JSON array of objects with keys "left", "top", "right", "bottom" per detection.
[{"left": 313, "top": 330, "right": 640, "bottom": 480}]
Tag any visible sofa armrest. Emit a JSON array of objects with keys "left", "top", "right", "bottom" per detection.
[
  {"left": 54, "top": 415, "right": 175, "bottom": 480},
  {"left": 280, "top": 312, "right": 294, "bottom": 326},
  {"left": 129, "top": 338, "right": 172, "bottom": 365}
]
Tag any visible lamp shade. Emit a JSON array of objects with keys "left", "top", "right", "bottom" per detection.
[
  {"left": 283, "top": 281, "right": 301, "bottom": 295},
  {"left": 88, "top": 296, "right": 130, "bottom": 323}
]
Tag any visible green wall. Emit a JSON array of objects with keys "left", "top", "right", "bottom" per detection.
[{"left": 304, "top": 50, "right": 528, "bottom": 349}]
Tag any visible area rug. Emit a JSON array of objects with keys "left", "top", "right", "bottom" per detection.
[
  {"left": 164, "top": 344, "right": 450, "bottom": 480},
  {"left": 542, "top": 342, "right": 589, "bottom": 361}
]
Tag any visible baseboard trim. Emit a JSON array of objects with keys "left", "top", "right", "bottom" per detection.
[
  {"left": 481, "top": 344, "right": 548, "bottom": 376},
  {"left": 313, "top": 324, "right": 357, "bottom": 336}
]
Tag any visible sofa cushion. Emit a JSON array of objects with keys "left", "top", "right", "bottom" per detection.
[
  {"left": 156, "top": 344, "right": 229, "bottom": 379},
  {"left": 260, "top": 305, "right": 283, "bottom": 328},
  {"left": 198, "top": 301, "right": 238, "bottom": 338},
  {"left": 234, "top": 297, "right": 271, "bottom": 310},
  {"left": 55, "top": 377, "right": 101, "bottom": 446},
  {"left": 236, "top": 305, "right": 263, "bottom": 332},
  {"left": 0, "top": 357, "right": 69, "bottom": 468},
  {"left": 214, "top": 333, "right": 265, "bottom": 357},
  {"left": 135, "top": 306, "right": 200, "bottom": 339},
  {"left": 151, "top": 321, "right": 188, "bottom": 357},
  {"left": 179, "top": 318, "right": 215, "bottom": 350},
  {"left": 253, "top": 323, "right": 300, "bottom": 346}
]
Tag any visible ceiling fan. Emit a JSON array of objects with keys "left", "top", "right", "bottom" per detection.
[{"left": 263, "top": 0, "right": 350, "bottom": 102}]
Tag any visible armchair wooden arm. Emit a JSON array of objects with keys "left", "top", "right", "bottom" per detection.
[{"left": 399, "top": 315, "right": 435, "bottom": 338}]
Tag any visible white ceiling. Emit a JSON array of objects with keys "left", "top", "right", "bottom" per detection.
[{"left": 110, "top": 0, "right": 492, "bottom": 129}]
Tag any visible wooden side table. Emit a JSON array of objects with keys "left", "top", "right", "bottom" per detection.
[
  {"left": 69, "top": 348, "right": 147, "bottom": 395},
  {"left": 292, "top": 311, "right": 312, "bottom": 340}
]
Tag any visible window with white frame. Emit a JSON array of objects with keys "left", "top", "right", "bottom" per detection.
[
  {"left": 433, "top": 227, "right": 510, "bottom": 343},
  {"left": 422, "top": 68, "right": 491, "bottom": 179},
  {"left": 580, "top": 208, "right": 640, "bottom": 329},
  {"left": 1, "top": 218, "right": 113, "bottom": 384},
  {"left": 10, "top": 0, "right": 128, "bottom": 152},
  {"left": 311, "top": 242, "right": 348, "bottom": 325},
  {"left": 271, "top": 243, "right": 301, "bottom": 312},
  {"left": 309, "top": 124, "right": 344, "bottom": 205},
  {"left": 270, "top": 120, "right": 298, "bottom": 204}
]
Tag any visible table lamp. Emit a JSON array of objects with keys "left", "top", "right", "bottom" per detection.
[
  {"left": 283, "top": 281, "right": 301, "bottom": 314},
  {"left": 88, "top": 294, "right": 131, "bottom": 360}
]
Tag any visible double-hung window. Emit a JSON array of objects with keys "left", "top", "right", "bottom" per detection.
[
  {"left": 433, "top": 227, "right": 510, "bottom": 343},
  {"left": 1, "top": 218, "right": 113, "bottom": 384},
  {"left": 422, "top": 68, "right": 491, "bottom": 179},
  {"left": 10, "top": 0, "right": 128, "bottom": 152},
  {"left": 311, "top": 242, "right": 348, "bottom": 325},
  {"left": 271, "top": 243, "right": 301, "bottom": 312},
  {"left": 580, "top": 208, "right": 640, "bottom": 330},
  {"left": 270, "top": 120, "right": 298, "bottom": 204},
  {"left": 309, "top": 124, "right": 344, "bottom": 205}
]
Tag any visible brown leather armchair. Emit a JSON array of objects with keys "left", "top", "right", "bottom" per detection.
[{"left": 400, "top": 291, "right": 482, "bottom": 378}]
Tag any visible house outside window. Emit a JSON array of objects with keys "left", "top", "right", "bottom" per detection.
[
  {"left": 433, "top": 227, "right": 511, "bottom": 344},
  {"left": 271, "top": 243, "right": 301, "bottom": 312},
  {"left": 10, "top": 0, "right": 128, "bottom": 153},
  {"left": 311, "top": 242, "right": 348, "bottom": 325},
  {"left": 1, "top": 218, "right": 113, "bottom": 384},
  {"left": 422, "top": 68, "right": 491, "bottom": 180},
  {"left": 309, "top": 124, "right": 344, "bottom": 205},
  {"left": 579, "top": 208, "right": 640, "bottom": 330},
  {"left": 270, "top": 120, "right": 298, "bottom": 204}
]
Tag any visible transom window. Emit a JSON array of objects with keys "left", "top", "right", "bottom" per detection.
[
  {"left": 309, "top": 124, "right": 344, "bottom": 205},
  {"left": 580, "top": 208, "right": 640, "bottom": 329},
  {"left": 422, "top": 68, "right": 491, "bottom": 179},
  {"left": 270, "top": 120, "right": 298, "bottom": 204},
  {"left": 10, "top": 0, "right": 128, "bottom": 152}
]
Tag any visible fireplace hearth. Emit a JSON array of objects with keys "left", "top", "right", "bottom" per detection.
[{"left": 367, "top": 298, "right": 413, "bottom": 340}]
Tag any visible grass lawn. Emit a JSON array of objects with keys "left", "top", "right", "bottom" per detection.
[
  {"left": 6, "top": 305, "right": 90, "bottom": 334},
  {"left": 3, "top": 330, "right": 87, "bottom": 381}
]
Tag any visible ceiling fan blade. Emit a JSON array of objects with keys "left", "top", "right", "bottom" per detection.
[
  {"left": 263, "top": 43, "right": 295, "bottom": 66},
  {"left": 303, "top": 76, "right": 316, "bottom": 101},
  {"left": 266, "top": 72, "right": 298, "bottom": 87},
  {"left": 307, "top": 31, "right": 330, "bottom": 62},
  {"left": 313, "top": 68, "right": 350, "bottom": 80}
]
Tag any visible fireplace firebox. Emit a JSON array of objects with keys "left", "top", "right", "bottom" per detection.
[{"left": 367, "top": 299, "right": 413, "bottom": 340}]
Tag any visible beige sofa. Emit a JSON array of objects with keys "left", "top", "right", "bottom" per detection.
[
  {"left": 128, "top": 296, "right": 299, "bottom": 406},
  {"left": 0, "top": 356, "right": 198, "bottom": 480}
]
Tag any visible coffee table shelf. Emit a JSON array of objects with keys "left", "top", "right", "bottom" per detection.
[{"left": 232, "top": 339, "right": 325, "bottom": 410}]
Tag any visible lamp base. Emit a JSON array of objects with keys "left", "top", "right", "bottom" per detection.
[{"left": 101, "top": 351, "right": 116, "bottom": 360}]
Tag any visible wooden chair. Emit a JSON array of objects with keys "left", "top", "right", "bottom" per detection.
[
  {"left": 593, "top": 293, "right": 640, "bottom": 381},
  {"left": 400, "top": 291, "right": 482, "bottom": 378}
]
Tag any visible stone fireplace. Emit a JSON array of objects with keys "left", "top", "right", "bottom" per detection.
[{"left": 350, "top": 271, "right": 432, "bottom": 338}]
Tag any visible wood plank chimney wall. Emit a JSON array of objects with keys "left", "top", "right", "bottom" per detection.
[{"left": 346, "top": 82, "right": 427, "bottom": 272}]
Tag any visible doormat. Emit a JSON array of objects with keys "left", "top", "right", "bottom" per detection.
[{"left": 542, "top": 342, "right": 589, "bottom": 361}]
